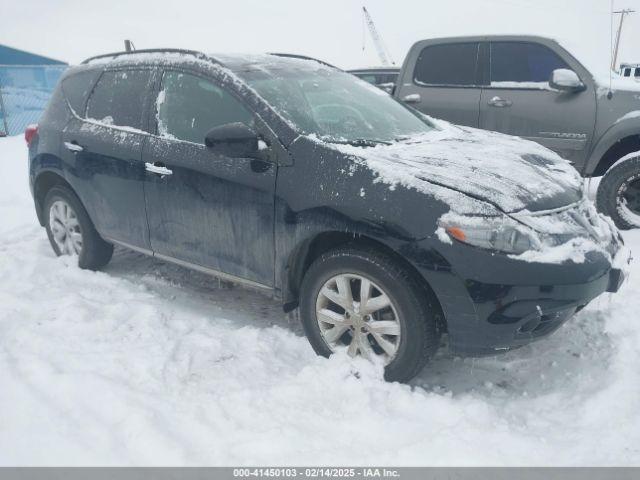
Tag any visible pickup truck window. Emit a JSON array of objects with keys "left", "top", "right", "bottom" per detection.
[
  {"left": 490, "top": 42, "right": 569, "bottom": 86},
  {"left": 414, "top": 43, "right": 479, "bottom": 86}
]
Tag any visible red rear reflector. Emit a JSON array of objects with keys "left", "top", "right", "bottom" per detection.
[
  {"left": 445, "top": 226, "right": 467, "bottom": 242},
  {"left": 25, "top": 124, "right": 38, "bottom": 146}
]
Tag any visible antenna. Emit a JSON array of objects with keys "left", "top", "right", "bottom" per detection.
[
  {"left": 611, "top": 8, "right": 635, "bottom": 71},
  {"left": 609, "top": 1, "right": 614, "bottom": 96},
  {"left": 124, "top": 40, "right": 136, "bottom": 53},
  {"left": 362, "top": 7, "right": 395, "bottom": 66}
]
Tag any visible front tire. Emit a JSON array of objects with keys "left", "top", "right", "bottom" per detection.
[
  {"left": 44, "top": 185, "right": 113, "bottom": 270},
  {"left": 299, "top": 246, "right": 440, "bottom": 383},
  {"left": 596, "top": 155, "right": 640, "bottom": 229}
]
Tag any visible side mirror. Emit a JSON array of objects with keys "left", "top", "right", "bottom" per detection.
[
  {"left": 377, "top": 82, "right": 395, "bottom": 95},
  {"left": 549, "top": 69, "right": 585, "bottom": 92},
  {"left": 204, "top": 122, "right": 259, "bottom": 158}
]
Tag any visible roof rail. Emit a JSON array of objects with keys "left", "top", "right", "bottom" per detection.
[
  {"left": 268, "top": 52, "right": 339, "bottom": 70},
  {"left": 81, "top": 48, "right": 214, "bottom": 65}
]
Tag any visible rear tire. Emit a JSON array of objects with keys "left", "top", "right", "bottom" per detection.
[
  {"left": 298, "top": 245, "right": 440, "bottom": 383},
  {"left": 596, "top": 155, "right": 640, "bottom": 230},
  {"left": 44, "top": 185, "right": 113, "bottom": 270}
]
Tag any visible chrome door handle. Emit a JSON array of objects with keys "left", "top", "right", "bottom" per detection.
[
  {"left": 145, "top": 162, "right": 173, "bottom": 176},
  {"left": 402, "top": 93, "right": 421, "bottom": 103},
  {"left": 64, "top": 141, "right": 84, "bottom": 152},
  {"left": 488, "top": 96, "right": 513, "bottom": 108}
]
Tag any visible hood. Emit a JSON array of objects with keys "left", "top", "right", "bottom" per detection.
[
  {"left": 594, "top": 74, "right": 640, "bottom": 96},
  {"left": 331, "top": 120, "right": 583, "bottom": 214}
]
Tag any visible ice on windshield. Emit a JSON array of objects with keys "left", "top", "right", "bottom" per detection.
[{"left": 237, "top": 67, "right": 433, "bottom": 144}]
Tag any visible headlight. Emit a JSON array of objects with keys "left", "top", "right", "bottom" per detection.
[{"left": 438, "top": 214, "right": 541, "bottom": 255}]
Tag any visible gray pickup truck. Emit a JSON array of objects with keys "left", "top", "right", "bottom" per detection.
[{"left": 393, "top": 35, "right": 640, "bottom": 229}]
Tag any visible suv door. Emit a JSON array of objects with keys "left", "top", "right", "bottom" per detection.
[
  {"left": 479, "top": 41, "right": 596, "bottom": 164},
  {"left": 62, "top": 68, "right": 155, "bottom": 250},
  {"left": 142, "top": 69, "right": 276, "bottom": 287},
  {"left": 396, "top": 42, "right": 483, "bottom": 127}
]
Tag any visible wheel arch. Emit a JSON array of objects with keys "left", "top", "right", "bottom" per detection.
[
  {"left": 587, "top": 125, "right": 640, "bottom": 177},
  {"left": 33, "top": 170, "right": 75, "bottom": 226},
  {"left": 282, "top": 230, "right": 446, "bottom": 331}
]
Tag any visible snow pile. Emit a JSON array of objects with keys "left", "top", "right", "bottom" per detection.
[
  {"left": 1, "top": 135, "right": 640, "bottom": 465},
  {"left": 328, "top": 119, "right": 582, "bottom": 213}
]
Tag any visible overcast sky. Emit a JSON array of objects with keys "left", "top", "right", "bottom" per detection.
[{"left": 1, "top": 0, "right": 638, "bottom": 72}]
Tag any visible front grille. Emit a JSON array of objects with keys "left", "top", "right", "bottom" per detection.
[{"left": 513, "top": 200, "right": 616, "bottom": 250}]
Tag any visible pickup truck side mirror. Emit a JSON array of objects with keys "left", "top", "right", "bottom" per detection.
[
  {"left": 549, "top": 69, "right": 586, "bottom": 93},
  {"left": 204, "top": 122, "right": 259, "bottom": 158}
]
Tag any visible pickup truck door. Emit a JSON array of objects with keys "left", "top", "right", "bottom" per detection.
[
  {"left": 396, "top": 42, "right": 482, "bottom": 128},
  {"left": 479, "top": 41, "right": 596, "bottom": 164}
]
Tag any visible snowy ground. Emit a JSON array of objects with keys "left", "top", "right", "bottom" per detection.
[{"left": 1, "top": 134, "right": 639, "bottom": 466}]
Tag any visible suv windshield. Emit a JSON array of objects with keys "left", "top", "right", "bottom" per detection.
[{"left": 238, "top": 66, "right": 433, "bottom": 144}]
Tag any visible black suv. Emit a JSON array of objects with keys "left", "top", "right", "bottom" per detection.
[{"left": 28, "top": 49, "right": 628, "bottom": 382}]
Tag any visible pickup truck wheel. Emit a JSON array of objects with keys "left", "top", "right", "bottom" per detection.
[
  {"left": 44, "top": 185, "right": 114, "bottom": 270},
  {"left": 597, "top": 156, "right": 640, "bottom": 230},
  {"left": 298, "top": 245, "right": 440, "bottom": 383}
]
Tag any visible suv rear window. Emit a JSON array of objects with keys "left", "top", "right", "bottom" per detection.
[
  {"left": 490, "top": 42, "right": 569, "bottom": 84},
  {"left": 62, "top": 70, "right": 100, "bottom": 114},
  {"left": 414, "top": 43, "right": 479, "bottom": 86},
  {"left": 85, "top": 69, "right": 152, "bottom": 130}
]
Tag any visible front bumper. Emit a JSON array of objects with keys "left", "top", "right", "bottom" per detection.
[{"left": 409, "top": 237, "right": 631, "bottom": 356}]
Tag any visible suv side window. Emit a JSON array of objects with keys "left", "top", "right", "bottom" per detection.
[
  {"left": 85, "top": 69, "right": 153, "bottom": 130},
  {"left": 62, "top": 70, "right": 101, "bottom": 115},
  {"left": 490, "top": 42, "right": 569, "bottom": 85},
  {"left": 156, "top": 71, "right": 253, "bottom": 145},
  {"left": 414, "top": 43, "right": 480, "bottom": 86}
]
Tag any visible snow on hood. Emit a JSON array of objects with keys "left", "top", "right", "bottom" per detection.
[
  {"left": 328, "top": 119, "right": 583, "bottom": 214},
  {"left": 594, "top": 72, "right": 640, "bottom": 98}
]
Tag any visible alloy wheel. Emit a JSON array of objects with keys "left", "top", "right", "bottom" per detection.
[
  {"left": 315, "top": 273, "right": 401, "bottom": 364},
  {"left": 49, "top": 200, "right": 83, "bottom": 255}
]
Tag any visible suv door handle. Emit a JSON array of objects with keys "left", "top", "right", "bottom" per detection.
[
  {"left": 145, "top": 162, "right": 173, "bottom": 176},
  {"left": 64, "top": 141, "right": 84, "bottom": 153},
  {"left": 488, "top": 96, "right": 513, "bottom": 108},
  {"left": 402, "top": 93, "right": 421, "bottom": 104}
]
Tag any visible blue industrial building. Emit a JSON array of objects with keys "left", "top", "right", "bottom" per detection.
[{"left": 0, "top": 44, "right": 68, "bottom": 136}]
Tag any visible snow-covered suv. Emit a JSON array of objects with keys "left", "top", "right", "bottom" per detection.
[
  {"left": 27, "top": 49, "right": 629, "bottom": 382},
  {"left": 394, "top": 35, "right": 640, "bottom": 229}
]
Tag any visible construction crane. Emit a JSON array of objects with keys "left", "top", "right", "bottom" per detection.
[{"left": 362, "top": 6, "right": 395, "bottom": 66}]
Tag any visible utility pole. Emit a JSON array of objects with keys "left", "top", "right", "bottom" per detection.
[{"left": 612, "top": 9, "right": 635, "bottom": 71}]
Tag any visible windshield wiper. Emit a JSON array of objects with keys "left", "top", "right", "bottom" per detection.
[{"left": 335, "top": 138, "right": 392, "bottom": 147}]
